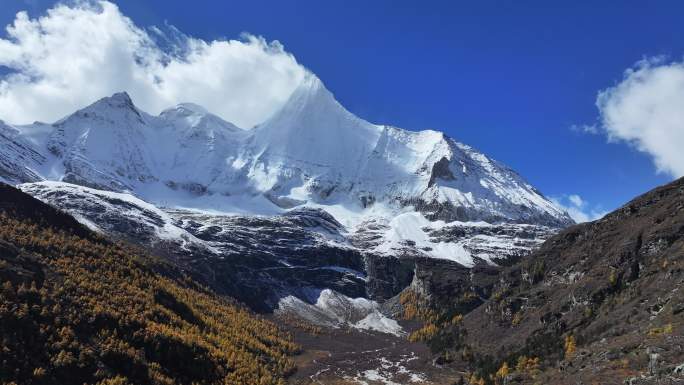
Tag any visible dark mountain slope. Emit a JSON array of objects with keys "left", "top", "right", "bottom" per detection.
[
  {"left": 0, "top": 183, "right": 298, "bottom": 385},
  {"left": 454, "top": 177, "right": 684, "bottom": 384},
  {"left": 0, "top": 183, "right": 93, "bottom": 239}
]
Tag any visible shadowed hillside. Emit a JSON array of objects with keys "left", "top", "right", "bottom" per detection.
[{"left": 0, "top": 183, "right": 299, "bottom": 385}]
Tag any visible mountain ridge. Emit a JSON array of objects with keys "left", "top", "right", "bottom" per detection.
[
  {"left": 1, "top": 72, "right": 575, "bottom": 330},
  {"left": 1, "top": 73, "right": 572, "bottom": 229}
]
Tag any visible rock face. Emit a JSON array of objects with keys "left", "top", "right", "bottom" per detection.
[{"left": 454, "top": 177, "right": 684, "bottom": 384}]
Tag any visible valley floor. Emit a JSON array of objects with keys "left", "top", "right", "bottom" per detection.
[{"left": 281, "top": 319, "right": 464, "bottom": 385}]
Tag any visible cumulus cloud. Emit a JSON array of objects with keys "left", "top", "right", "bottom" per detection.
[
  {"left": 551, "top": 194, "right": 607, "bottom": 223},
  {"left": 0, "top": 1, "right": 306, "bottom": 128},
  {"left": 596, "top": 57, "right": 684, "bottom": 177}
]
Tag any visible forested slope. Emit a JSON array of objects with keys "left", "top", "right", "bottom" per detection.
[{"left": 0, "top": 183, "right": 299, "bottom": 385}]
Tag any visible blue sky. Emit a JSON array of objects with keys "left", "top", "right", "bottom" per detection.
[{"left": 2, "top": 0, "right": 682, "bottom": 220}]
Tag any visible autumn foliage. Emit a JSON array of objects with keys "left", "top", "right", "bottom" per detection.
[{"left": 0, "top": 203, "right": 299, "bottom": 385}]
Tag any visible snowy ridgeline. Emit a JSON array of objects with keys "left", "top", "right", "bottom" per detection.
[
  {"left": 20, "top": 181, "right": 556, "bottom": 267},
  {"left": 0, "top": 72, "right": 571, "bottom": 230}
]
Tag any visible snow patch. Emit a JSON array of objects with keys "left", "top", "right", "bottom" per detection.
[
  {"left": 276, "top": 289, "right": 404, "bottom": 336},
  {"left": 349, "top": 354, "right": 427, "bottom": 385},
  {"left": 354, "top": 312, "right": 403, "bottom": 336},
  {"left": 376, "top": 211, "right": 474, "bottom": 266}
]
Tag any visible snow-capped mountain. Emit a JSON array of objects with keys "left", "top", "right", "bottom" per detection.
[
  {"left": 1, "top": 72, "right": 572, "bottom": 317},
  {"left": 247, "top": 75, "right": 570, "bottom": 228},
  {"left": 2, "top": 74, "right": 570, "bottom": 220}
]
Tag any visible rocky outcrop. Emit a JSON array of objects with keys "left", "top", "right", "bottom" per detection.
[{"left": 428, "top": 156, "right": 456, "bottom": 187}]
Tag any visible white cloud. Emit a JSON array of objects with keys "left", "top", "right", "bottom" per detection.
[
  {"left": 551, "top": 194, "right": 607, "bottom": 223},
  {"left": 596, "top": 57, "right": 684, "bottom": 177},
  {"left": 568, "top": 194, "right": 584, "bottom": 207},
  {"left": 0, "top": 1, "right": 306, "bottom": 128}
]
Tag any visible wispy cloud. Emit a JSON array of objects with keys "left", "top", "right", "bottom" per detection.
[
  {"left": 0, "top": 1, "right": 306, "bottom": 127},
  {"left": 551, "top": 194, "right": 608, "bottom": 223},
  {"left": 569, "top": 123, "right": 599, "bottom": 134}
]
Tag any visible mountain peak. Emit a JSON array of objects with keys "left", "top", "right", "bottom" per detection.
[
  {"left": 263, "top": 72, "right": 351, "bottom": 126},
  {"left": 159, "top": 102, "right": 243, "bottom": 135},
  {"left": 161, "top": 102, "right": 209, "bottom": 117},
  {"left": 71, "top": 91, "right": 141, "bottom": 121},
  {"left": 94, "top": 91, "right": 137, "bottom": 110},
  {"left": 251, "top": 72, "right": 382, "bottom": 175},
  {"left": 296, "top": 72, "right": 327, "bottom": 96},
  {"left": 109, "top": 91, "right": 133, "bottom": 103},
  {"left": 175, "top": 102, "right": 209, "bottom": 115}
]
